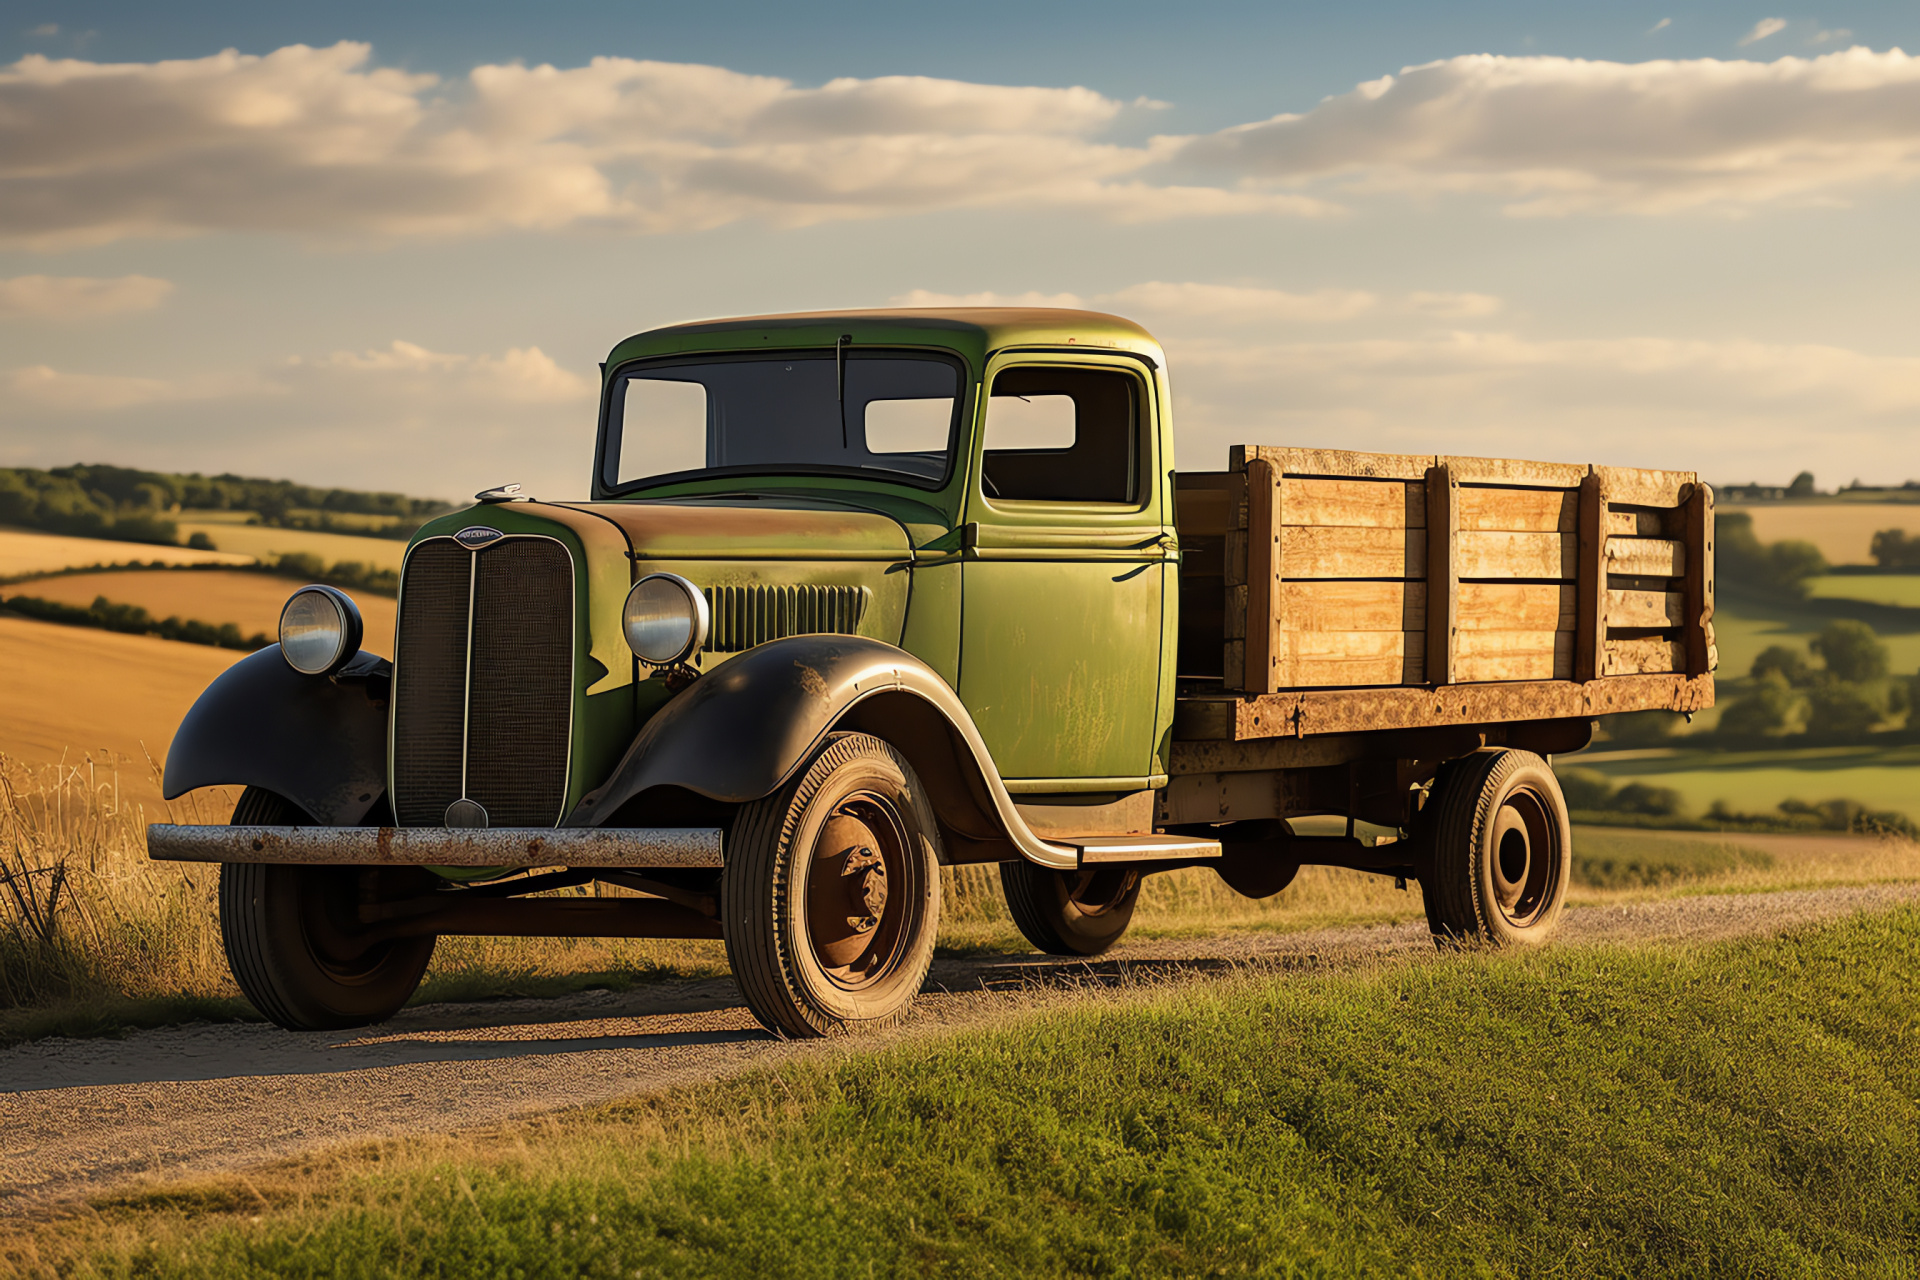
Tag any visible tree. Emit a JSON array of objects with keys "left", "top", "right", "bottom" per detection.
[
  {"left": 1806, "top": 682, "right": 1884, "bottom": 737},
  {"left": 1751, "top": 645, "right": 1810, "bottom": 686},
  {"left": 1719, "top": 670, "right": 1805, "bottom": 736},
  {"left": 1870, "top": 528, "right": 1920, "bottom": 569},
  {"left": 1787, "top": 470, "right": 1817, "bottom": 496},
  {"left": 1811, "top": 620, "right": 1889, "bottom": 683},
  {"left": 1716, "top": 512, "right": 1828, "bottom": 599},
  {"left": 1600, "top": 710, "right": 1680, "bottom": 746}
]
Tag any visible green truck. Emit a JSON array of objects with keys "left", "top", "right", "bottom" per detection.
[{"left": 149, "top": 308, "right": 1716, "bottom": 1037}]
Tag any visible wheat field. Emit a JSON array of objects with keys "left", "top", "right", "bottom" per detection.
[{"left": 17, "top": 569, "right": 399, "bottom": 651}]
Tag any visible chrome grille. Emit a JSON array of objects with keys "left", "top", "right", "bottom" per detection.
[
  {"left": 391, "top": 536, "right": 574, "bottom": 827},
  {"left": 703, "top": 584, "right": 871, "bottom": 653}
]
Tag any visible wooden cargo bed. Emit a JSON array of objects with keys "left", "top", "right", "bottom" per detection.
[{"left": 1173, "top": 446, "right": 1715, "bottom": 743}]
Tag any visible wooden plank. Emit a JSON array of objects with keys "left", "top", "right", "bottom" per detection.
[
  {"left": 1453, "top": 631, "right": 1574, "bottom": 683},
  {"left": 1175, "top": 472, "right": 1246, "bottom": 537},
  {"left": 1235, "top": 445, "right": 1435, "bottom": 481},
  {"left": 1279, "top": 526, "right": 1425, "bottom": 579},
  {"left": 1593, "top": 465, "right": 1695, "bottom": 508},
  {"left": 1607, "top": 636, "right": 1684, "bottom": 676},
  {"left": 1458, "top": 582, "right": 1576, "bottom": 630},
  {"left": 1606, "top": 588, "right": 1685, "bottom": 628},
  {"left": 1244, "top": 457, "right": 1282, "bottom": 694},
  {"left": 1280, "top": 580, "right": 1425, "bottom": 632},
  {"left": 1223, "top": 584, "right": 1246, "bottom": 639},
  {"left": 1456, "top": 487, "right": 1578, "bottom": 533},
  {"left": 1281, "top": 478, "right": 1425, "bottom": 529},
  {"left": 1606, "top": 537, "right": 1685, "bottom": 577},
  {"left": 1276, "top": 630, "right": 1423, "bottom": 688},
  {"left": 1685, "top": 482, "right": 1716, "bottom": 676},
  {"left": 1605, "top": 508, "right": 1670, "bottom": 538},
  {"left": 1425, "top": 464, "right": 1458, "bottom": 686},
  {"left": 1170, "top": 672, "right": 1714, "bottom": 742},
  {"left": 1456, "top": 530, "right": 1575, "bottom": 580},
  {"left": 1443, "top": 456, "right": 1590, "bottom": 489},
  {"left": 1575, "top": 471, "right": 1607, "bottom": 682}
]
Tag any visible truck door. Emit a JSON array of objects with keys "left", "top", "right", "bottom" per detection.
[{"left": 956, "top": 356, "right": 1173, "bottom": 785}]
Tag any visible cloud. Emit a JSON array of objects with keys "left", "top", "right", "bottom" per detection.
[
  {"left": 0, "top": 274, "right": 172, "bottom": 319},
  {"left": 1170, "top": 46, "right": 1920, "bottom": 215},
  {"left": 0, "top": 43, "right": 1340, "bottom": 248},
  {"left": 1738, "top": 18, "right": 1789, "bottom": 46},
  {"left": 1814, "top": 28, "right": 1854, "bottom": 44},
  {"left": 895, "top": 281, "right": 1504, "bottom": 326},
  {"left": 1648, "top": 18, "right": 1672, "bottom": 34},
  {"left": 27, "top": 23, "right": 57, "bottom": 37}
]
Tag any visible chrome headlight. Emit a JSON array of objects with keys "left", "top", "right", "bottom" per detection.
[
  {"left": 623, "top": 573, "right": 708, "bottom": 666},
  {"left": 279, "top": 585, "right": 363, "bottom": 676}
]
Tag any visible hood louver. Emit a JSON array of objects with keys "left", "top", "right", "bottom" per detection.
[{"left": 703, "top": 584, "right": 870, "bottom": 653}]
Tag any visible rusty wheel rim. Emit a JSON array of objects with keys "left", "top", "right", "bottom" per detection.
[
  {"left": 1489, "top": 787, "right": 1557, "bottom": 928},
  {"left": 804, "top": 791, "right": 913, "bottom": 991}
]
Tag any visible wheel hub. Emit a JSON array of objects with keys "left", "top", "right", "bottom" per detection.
[
  {"left": 807, "top": 810, "right": 900, "bottom": 972},
  {"left": 1491, "top": 808, "right": 1531, "bottom": 910}
]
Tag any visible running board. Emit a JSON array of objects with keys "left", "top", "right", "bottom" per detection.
[
  {"left": 1060, "top": 834, "right": 1222, "bottom": 864},
  {"left": 146, "top": 825, "right": 724, "bottom": 869}
]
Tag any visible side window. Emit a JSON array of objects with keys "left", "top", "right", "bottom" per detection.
[{"left": 982, "top": 367, "right": 1139, "bottom": 503}]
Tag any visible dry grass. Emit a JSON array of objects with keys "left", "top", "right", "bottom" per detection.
[
  {"left": 172, "top": 519, "right": 408, "bottom": 572},
  {"left": 0, "top": 528, "right": 248, "bottom": 578},
  {"left": 16, "top": 569, "right": 400, "bottom": 654}
]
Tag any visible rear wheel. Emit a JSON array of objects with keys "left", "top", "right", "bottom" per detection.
[
  {"left": 1000, "top": 862, "right": 1142, "bottom": 956},
  {"left": 219, "top": 788, "right": 436, "bottom": 1031},
  {"left": 724, "top": 733, "right": 941, "bottom": 1037},
  {"left": 1420, "top": 749, "right": 1571, "bottom": 947}
]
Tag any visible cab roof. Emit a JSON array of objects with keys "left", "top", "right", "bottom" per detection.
[{"left": 604, "top": 307, "right": 1164, "bottom": 375}]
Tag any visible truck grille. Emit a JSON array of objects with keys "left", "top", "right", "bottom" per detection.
[
  {"left": 391, "top": 537, "right": 574, "bottom": 827},
  {"left": 703, "top": 584, "right": 870, "bottom": 653}
]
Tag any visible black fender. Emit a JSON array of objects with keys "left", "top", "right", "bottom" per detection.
[
  {"left": 566, "top": 635, "right": 1076, "bottom": 869},
  {"left": 162, "top": 646, "right": 391, "bottom": 826}
]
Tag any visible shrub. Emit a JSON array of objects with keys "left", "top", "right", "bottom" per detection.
[
  {"left": 1869, "top": 528, "right": 1920, "bottom": 570},
  {"left": 1811, "top": 619, "right": 1890, "bottom": 683},
  {"left": 185, "top": 531, "right": 216, "bottom": 551},
  {"left": 1717, "top": 511, "right": 1827, "bottom": 598},
  {"left": 1718, "top": 670, "right": 1805, "bottom": 736},
  {"left": 1805, "top": 682, "right": 1886, "bottom": 738},
  {"left": 1599, "top": 709, "right": 1680, "bottom": 746}
]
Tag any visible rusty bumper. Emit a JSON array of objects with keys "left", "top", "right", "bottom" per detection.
[{"left": 146, "top": 824, "right": 724, "bottom": 869}]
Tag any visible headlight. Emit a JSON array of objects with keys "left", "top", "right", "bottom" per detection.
[
  {"left": 623, "top": 573, "right": 708, "bottom": 666},
  {"left": 279, "top": 585, "right": 363, "bottom": 676}
]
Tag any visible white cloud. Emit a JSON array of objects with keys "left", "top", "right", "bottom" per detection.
[
  {"left": 894, "top": 281, "right": 1504, "bottom": 326},
  {"left": 0, "top": 43, "right": 1334, "bottom": 248},
  {"left": 0, "top": 274, "right": 172, "bottom": 319},
  {"left": 1170, "top": 46, "right": 1920, "bottom": 215},
  {"left": 889, "top": 289, "right": 1089, "bottom": 308},
  {"left": 1648, "top": 18, "right": 1673, "bottom": 34},
  {"left": 1739, "top": 17, "right": 1789, "bottom": 46},
  {"left": 1814, "top": 28, "right": 1854, "bottom": 44}
]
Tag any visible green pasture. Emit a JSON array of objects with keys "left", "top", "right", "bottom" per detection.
[
  {"left": 1808, "top": 573, "right": 1920, "bottom": 609},
  {"left": 18, "top": 907, "right": 1920, "bottom": 1277},
  {"left": 1573, "top": 744, "right": 1920, "bottom": 822}
]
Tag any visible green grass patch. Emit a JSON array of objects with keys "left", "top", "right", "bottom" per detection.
[
  {"left": 19, "top": 907, "right": 1920, "bottom": 1277},
  {"left": 1569, "top": 827, "right": 1775, "bottom": 888},
  {"left": 1810, "top": 573, "right": 1920, "bottom": 609},
  {"left": 1574, "top": 744, "right": 1920, "bottom": 825}
]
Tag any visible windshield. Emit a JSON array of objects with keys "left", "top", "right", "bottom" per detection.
[{"left": 603, "top": 350, "right": 965, "bottom": 492}]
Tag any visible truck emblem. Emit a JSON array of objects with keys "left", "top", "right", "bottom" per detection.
[{"left": 454, "top": 526, "right": 504, "bottom": 548}]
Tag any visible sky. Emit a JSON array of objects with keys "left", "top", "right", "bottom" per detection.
[{"left": 4, "top": 1, "right": 1920, "bottom": 503}]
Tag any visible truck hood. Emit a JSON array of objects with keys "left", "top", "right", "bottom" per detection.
[{"left": 558, "top": 496, "right": 913, "bottom": 563}]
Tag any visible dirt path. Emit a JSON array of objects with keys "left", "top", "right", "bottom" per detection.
[{"left": 3, "top": 883, "right": 1915, "bottom": 1215}]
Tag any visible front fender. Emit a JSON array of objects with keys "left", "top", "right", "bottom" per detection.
[
  {"left": 162, "top": 646, "right": 390, "bottom": 826},
  {"left": 566, "top": 636, "right": 1074, "bottom": 869}
]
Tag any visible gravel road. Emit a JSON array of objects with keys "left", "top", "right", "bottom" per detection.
[{"left": 3, "top": 883, "right": 1915, "bottom": 1215}]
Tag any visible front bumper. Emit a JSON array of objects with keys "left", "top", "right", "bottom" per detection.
[{"left": 146, "top": 824, "right": 723, "bottom": 869}]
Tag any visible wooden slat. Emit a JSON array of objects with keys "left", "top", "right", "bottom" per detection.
[
  {"left": 1606, "top": 589, "right": 1684, "bottom": 628},
  {"left": 1593, "top": 465, "right": 1695, "bottom": 508},
  {"left": 1456, "top": 531, "right": 1575, "bottom": 580},
  {"left": 1235, "top": 445, "right": 1434, "bottom": 481},
  {"left": 1606, "top": 537, "right": 1685, "bottom": 577},
  {"left": 1604, "top": 508, "right": 1670, "bottom": 538},
  {"left": 1456, "top": 487, "right": 1577, "bottom": 533},
  {"left": 1280, "top": 580, "right": 1425, "bottom": 632},
  {"left": 1685, "top": 483, "right": 1716, "bottom": 676},
  {"left": 1454, "top": 631, "right": 1574, "bottom": 683},
  {"left": 1280, "top": 526, "right": 1425, "bottom": 579},
  {"left": 1281, "top": 478, "right": 1425, "bottom": 529},
  {"left": 1444, "top": 456, "right": 1591, "bottom": 488},
  {"left": 1425, "top": 464, "right": 1458, "bottom": 686},
  {"left": 1576, "top": 472, "right": 1608, "bottom": 682},
  {"left": 1459, "top": 582, "right": 1576, "bottom": 630},
  {"left": 1244, "top": 458, "right": 1282, "bottom": 694},
  {"left": 1607, "top": 636, "right": 1684, "bottom": 676},
  {"left": 1276, "top": 630, "right": 1423, "bottom": 688}
]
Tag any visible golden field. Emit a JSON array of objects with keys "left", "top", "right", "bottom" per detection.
[
  {"left": 0, "top": 527, "right": 249, "bottom": 577},
  {"left": 1727, "top": 501, "right": 1920, "bottom": 565},
  {"left": 173, "top": 516, "right": 408, "bottom": 571},
  {"left": 17, "top": 569, "right": 399, "bottom": 651}
]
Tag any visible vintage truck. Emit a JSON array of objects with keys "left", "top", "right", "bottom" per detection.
[{"left": 149, "top": 308, "right": 1715, "bottom": 1037}]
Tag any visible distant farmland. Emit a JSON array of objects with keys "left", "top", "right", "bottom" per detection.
[{"left": 1727, "top": 501, "right": 1920, "bottom": 565}]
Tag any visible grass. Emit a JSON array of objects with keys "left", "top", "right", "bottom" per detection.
[
  {"left": 171, "top": 520, "right": 407, "bottom": 573},
  {"left": 1809, "top": 572, "right": 1920, "bottom": 609},
  {"left": 15, "top": 570, "right": 399, "bottom": 653},
  {"left": 1726, "top": 499, "right": 1920, "bottom": 564},
  {"left": 1573, "top": 743, "right": 1920, "bottom": 826},
  {"left": 9, "top": 906, "right": 1920, "bottom": 1277},
  {"left": 0, "top": 528, "right": 247, "bottom": 579}
]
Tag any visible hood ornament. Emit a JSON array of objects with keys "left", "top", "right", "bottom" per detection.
[{"left": 475, "top": 483, "right": 527, "bottom": 504}]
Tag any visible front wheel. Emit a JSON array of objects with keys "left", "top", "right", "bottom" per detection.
[
  {"left": 1000, "top": 862, "right": 1142, "bottom": 957},
  {"left": 220, "top": 787, "right": 437, "bottom": 1031},
  {"left": 1420, "top": 749, "right": 1572, "bottom": 947},
  {"left": 723, "top": 733, "right": 942, "bottom": 1037}
]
